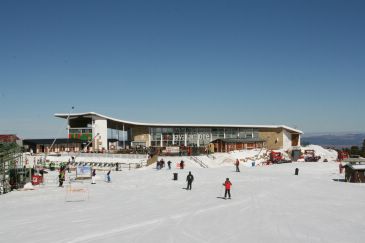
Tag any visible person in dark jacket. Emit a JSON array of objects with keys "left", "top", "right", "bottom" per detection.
[
  {"left": 223, "top": 178, "right": 232, "bottom": 199},
  {"left": 235, "top": 159, "right": 240, "bottom": 172},
  {"left": 58, "top": 169, "right": 65, "bottom": 187},
  {"left": 167, "top": 161, "right": 172, "bottom": 170},
  {"left": 186, "top": 171, "right": 194, "bottom": 190},
  {"left": 106, "top": 170, "right": 111, "bottom": 183}
]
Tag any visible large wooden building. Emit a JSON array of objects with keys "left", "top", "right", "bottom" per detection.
[{"left": 55, "top": 112, "right": 303, "bottom": 152}]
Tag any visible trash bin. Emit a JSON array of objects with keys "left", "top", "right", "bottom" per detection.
[
  {"left": 173, "top": 173, "right": 178, "bottom": 180},
  {"left": 295, "top": 168, "right": 299, "bottom": 175}
]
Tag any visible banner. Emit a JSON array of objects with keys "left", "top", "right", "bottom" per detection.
[
  {"left": 165, "top": 146, "right": 180, "bottom": 154},
  {"left": 76, "top": 166, "right": 92, "bottom": 179}
]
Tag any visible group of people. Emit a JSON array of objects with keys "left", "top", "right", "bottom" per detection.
[
  {"left": 58, "top": 165, "right": 111, "bottom": 187},
  {"left": 184, "top": 171, "right": 232, "bottom": 199},
  {"left": 91, "top": 169, "right": 111, "bottom": 184},
  {"left": 156, "top": 159, "right": 166, "bottom": 170},
  {"left": 58, "top": 156, "right": 237, "bottom": 199},
  {"left": 156, "top": 159, "right": 183, "bottom": 170}
]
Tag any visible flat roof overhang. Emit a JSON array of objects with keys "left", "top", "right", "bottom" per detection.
[{"left": 54, "top": 112, "right": 303, "bottom": 134}]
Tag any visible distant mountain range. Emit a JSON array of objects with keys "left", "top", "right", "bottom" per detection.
[{"left": 302, "top": 133, "right": 365, "bottom": 148}]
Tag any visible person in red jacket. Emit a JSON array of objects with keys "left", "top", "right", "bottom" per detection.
[{"left": 223, "top": 178, "right": 232, "bottom": 199}]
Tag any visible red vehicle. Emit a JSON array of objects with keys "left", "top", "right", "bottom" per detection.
[
  {"left": 268, "top": 152, "right": 292, "bottom": 164},
  {"left": 269, "top": 152, "right": 283, "bottom": 163},
  {"left": 337, "top": 151, "right": 349, "bottom": 161}
]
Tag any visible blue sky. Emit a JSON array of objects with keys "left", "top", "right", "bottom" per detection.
[{"left": 1, "top": 0, "right": 364, "bottom": 138}]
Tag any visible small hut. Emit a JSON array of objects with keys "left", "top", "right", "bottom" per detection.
[{"left": 344, "top": 158, "right": 365, "bottom": 183}]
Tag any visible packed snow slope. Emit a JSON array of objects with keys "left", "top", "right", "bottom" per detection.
[{"left": 1, "top": 161, "right": 365, "bottom": 243}]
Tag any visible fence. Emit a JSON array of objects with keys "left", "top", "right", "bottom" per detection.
[
  {"left": 58, "top": 152, "right": 147, "bottom": 159},
  {"left": 39, "top": 160, "right": 147, "bottom": 172},
  {"left": 190, "top": 156, "right": 209, "bottom": 168}
]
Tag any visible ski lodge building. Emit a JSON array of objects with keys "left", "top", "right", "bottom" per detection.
[{"left": 55, "top": 112, "right": 302, "bottom": 153}]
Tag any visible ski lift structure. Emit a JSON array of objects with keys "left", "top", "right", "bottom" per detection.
[{"left": 0, "top": 147, "right": 28, "bottom": 194}]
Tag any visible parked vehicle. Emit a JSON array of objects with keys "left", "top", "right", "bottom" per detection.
[{"left": 304, "top": 150, "right": 321, "bottom": 162}]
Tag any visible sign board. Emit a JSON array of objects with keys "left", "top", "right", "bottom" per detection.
[
  {"left": 165, "top": 146, "right": 180, "bottom": 154},
  {"left": 76, "top": 166, "right": 92, "bottom": 179}
]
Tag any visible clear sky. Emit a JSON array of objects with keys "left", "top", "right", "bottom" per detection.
[{"left": 1, "top": 0, "right": 364, "bottom": 138}]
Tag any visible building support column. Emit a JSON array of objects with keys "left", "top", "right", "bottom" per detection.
[
  {"left": 184, "top": 131, "right": 187, "bottom": 147},
  {"left": 122, "top": 124, "right": 125, "bottom": 149}
]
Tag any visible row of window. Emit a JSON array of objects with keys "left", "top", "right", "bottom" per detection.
[
  {"left": 150, "top": 127, "right": 259, "bottom": 147},
  {"left": 69, "top": 128, "right": 92, "bottom": 134},
  {"left": 150, "top": 127, "right": 256, "bottom": 133}
]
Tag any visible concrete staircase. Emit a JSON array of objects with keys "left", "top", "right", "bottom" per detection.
[{"left": 147, "top": 154, "right": 159, "bottom": 166}]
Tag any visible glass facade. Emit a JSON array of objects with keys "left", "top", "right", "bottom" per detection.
[
  {"left": 149, "top": 127, "right": 259, "bottom": 147},
  {"left": 68, "top": 128, "right": 92, "bottom": 141}
]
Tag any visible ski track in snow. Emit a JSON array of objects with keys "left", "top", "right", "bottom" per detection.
[{"left": 61, "top": 198, "right": 250, "bottom": 243}]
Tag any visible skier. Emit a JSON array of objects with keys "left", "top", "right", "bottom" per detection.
[
  {"left": 106, "top": 170, "right": 111, "bottom": 183},
  {"left": 167, "top": 161, "right": 172, "bottom": 170},
  {"left": 186, "top": 171, "right": 194, "bottom": 190},
  {"left": 235, "top": 159, "right": 240, "bottom": 172},
  {"left": 180, "top": 160, "right": 184, "bottom": 170},
  {"left": 67, "top": 161, "right": 71, "bottom": 173},
  {"left": 223, "top": 178, "right": 232, "bottom": 199},
  {"left": 58, "top": 169, "right": 65, "bottom": 187},
  {"left": 91, "top": 169, "right": 96, "bottom": 184}
]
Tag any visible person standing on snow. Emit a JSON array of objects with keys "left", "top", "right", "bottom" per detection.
[
  {"left": 91, "top": 169, "right": 96, "bottom": 184},
  {"left": 180, "top": 160, "right": 184, "bottom": 170},
  {"left": 235, "top": 159, "right": 240, "bottom": 172},
  {"left": 223, "top": 178, "right": 232, "bottom": 199},
  {"left": 58, "top": 169, "right": 65, "bottom": 187},
  {"left": 167, "top": 161, "right": 172, "bottom": 170},
  {"left": 186, "top": 171, "right": 194, "bottom": 190},
  {"left": 106, "top": 170, "right": 111, "bottom": 183}
]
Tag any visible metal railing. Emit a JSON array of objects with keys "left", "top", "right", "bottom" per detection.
[
  {"left": 57, "top": 152, "right": 147, "bottom": 159},
  {"left": 42, "top": 160, "right": 147, "bottom": 171},
  {"left": 190, "top": 156, "right": 208, "bottom": 168}
]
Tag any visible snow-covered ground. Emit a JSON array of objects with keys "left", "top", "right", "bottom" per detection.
[
  {"left": 298, "top": 144, "right": 338, "bottom": 162},
  {"left": 158, "top": 145, "right": 338, "bottom": 169},
  {"left": 1, "top": 158, "right": 365, "bottom": 243}
]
